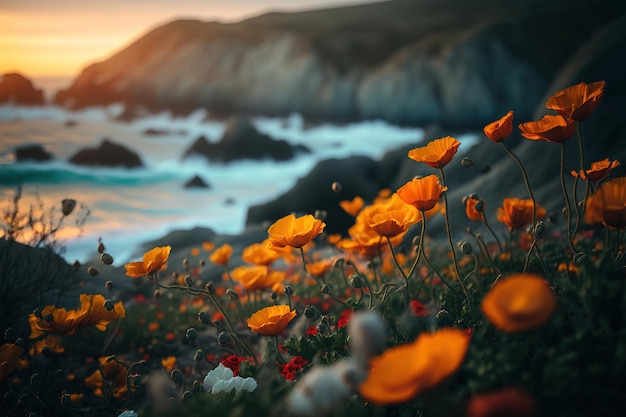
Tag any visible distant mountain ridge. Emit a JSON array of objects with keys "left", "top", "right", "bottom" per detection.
[{"left": 54, "top": 0, "right": 626, "bottom": 128}]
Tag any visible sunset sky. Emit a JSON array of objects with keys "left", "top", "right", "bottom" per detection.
[{"left": 1, "top": 0, "right": 376, "bottom": 78}]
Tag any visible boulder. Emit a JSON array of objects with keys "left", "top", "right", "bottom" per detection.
[
  {"left": 183, "top": 117, "right": 310, "bottom": 162},
  {"left": 14, "top": 144, "right": 54, "bottom": 162},
  {"left": 68, "top": 139, "right": 143, "bottom": 168},
  {"left": 0, "top": 73, "right": 44, "bottom": 106},
  {"left": 184, "top": 175, "right": 211, "bottom": 189}
]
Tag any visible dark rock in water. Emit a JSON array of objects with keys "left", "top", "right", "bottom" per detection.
[
  {"left": 14, "top": 144, "right": 54, "bottom": 162},
  {"left": 247, "top": 155, "right": 386, "bottom": 235},
  {"left": 184, "top": 175, "right": 210, "bottom": 188},
  {"left": 68, "top": 138, "right": 143, "bottom": 168},
  {"left": 183, "top": 117, "right": 310, "bottom": 162},
  {"left": 0, "top": 73, "right": 44, "bottom": 106}
]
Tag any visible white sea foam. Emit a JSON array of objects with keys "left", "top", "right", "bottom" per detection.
[{"left": 0, "top": 104, "right": 477, "bottom": 264}]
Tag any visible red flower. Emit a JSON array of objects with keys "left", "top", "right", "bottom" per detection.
[
  {"left": 220, "top": 355, "right": 246, "bottom": 376},
  {"left": 306, "top": 325, "right": 318, "bottom": 336},
  {"left": 410, "top": 300, "right": 429, "bottom": 317},
  {"left": 282, "top": 356, "right": 308, "bottom": 381},
  {"left": 336, "top": 309, "right": 353, "bottom": 329}
]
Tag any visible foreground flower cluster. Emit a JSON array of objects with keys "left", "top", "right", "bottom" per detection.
[{"left": 1, "top": 80, "right": 625, "bottom": 417}]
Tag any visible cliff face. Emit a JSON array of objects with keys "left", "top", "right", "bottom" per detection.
[{"left": 54, "top": 0, "right": 626, "bottom": 128}]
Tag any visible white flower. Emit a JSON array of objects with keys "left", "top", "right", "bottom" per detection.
[
  {"left": 202, "top": 363, "right": 257, "bottom": 394},
  {"left": 348, "top": 311, "right": 386, "bottom": 364},
  {"left": 118, "top": 411, "right": 138, "bottom": 417},
  {"left": 286, "top": 358, "right": 365, "bottom": 416}
]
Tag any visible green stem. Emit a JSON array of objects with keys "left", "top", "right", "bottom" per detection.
[
  {"left": 481, "top": 213, "right": 503, "bottom": 255},
  {"left": 273, "top": 336, "right": 287, "bottom": 365},
  {"left": 406, "top": 214, "right": 426, "bottom": 279},
  {"left": 560, "top": 143, "right": 576, "bottom": 253},
  {"left": 386, "top": 237, "right": 410, "bottom": 306},
  {"left": 439, "top": 168, "right": 473, "bottom": 318},
  {"left": 572, "top": 122, "right": 589, "bottom": 244},
  {"left": 299, "top": 247, "right": 323, "bottom": 288},
  {"left": 500, "top": 142, "right": 537, "bottom": 236}
]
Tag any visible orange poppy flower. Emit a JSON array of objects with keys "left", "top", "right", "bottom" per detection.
[
  {"left": 0, "top": 343, "right": 24, "bottom": 381},
  {"left": 496, "top": 198, "right": 546, "bottom": 230},
  {"left": 242, "top": 242, "right": 281, "bottom": 265},
  {"left": 124, "top": 246, "right": 171, "bottom": 278},
  {"left": 359, "top": 328, "right": 470, "bottom": 405},
  {"left": 339, "top": 196, "right": 365, "bottom": 216},
  {"left": 161, "top": 356, "right": 177, "bottom": 372},
  {"left": 483, "top": 110, "right": 514, "bottom": 143},
  {"left": 407, "top": 136, "right": 461, "bottom": 169},
  {"left": 29, "top": 335, "right": 65, "bottom": 356},
  {"left": 202, "top": 241, "right": 215, "bottom": 251},
  {"left": 267, "top": 213, "right": 326, "bottom": 249},
  {"left": 307, "top": 258, "right": 335, "bottom": 277},
  {"left": 369, "top": 208, "right": 421, "bottom": 238},
  {"left": 231, "top": 265, "right": 284, "bottom": 291},
  {"left": 571, "top": 158, "right": 621, "bottom": 182},
  {"left": 545, "top": 80, "right": 606, "bottom": 121},
  {"left": 85, "top": 356, "right": 130, "bottom": 399},
  {"left": 397, "top": 175, "right": 448, "bottom": 211},
  {"left": 210, "top": 243, "right": 233, "bottom": 266},
  {"left": 465, "top": 197, "right": 484, "bottom": 222},
  {"left": 29, "top": 294, "right": 126, "bottom": 338},
  {"left": 518, "top": 114, "right": 575, "bottom": 144},
  {"left": 247, "top": 305, "right": 296, "bottom": 336},
  {"left": 481, "top": 273, "right": 556, "bottom": 332},
  {"left": 584, "top": 177, "right": 626, "bottom": 229}
]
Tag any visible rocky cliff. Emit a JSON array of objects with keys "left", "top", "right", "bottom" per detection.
[{"left": 54, "top": 0, "right": 625, "bottom": 128}]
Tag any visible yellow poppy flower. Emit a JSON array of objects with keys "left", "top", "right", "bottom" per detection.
[
  {"left": 242, "top": 242, "right": 281, "bottom": 265},
  {"left": 124, "top": 246, "right": 171, "bottom": 278},
  {"left": 407, "top": 136, "right": 461, "bottom": 169},
  {"left": 481, "top": 274, "right": 556, "bottom": 332},
  {"left": 210, "top": 243, "right": 233, "bottom": 266},
  {"left": 397, "top": 174, "right": 447, "bottom": 211},
  {"left": 359, "top": 328, "right": 470, "bottom": 405},
  {"left": 29, "top": 294, "right": 126, "bottom": 338},
  {"left": 267, "top": 213, "right": 326, "bottom": 249},
  {"left": 339, "top": 196, "right": 365, "bottom": 216},
  {"left": 247, "top": 305, "right": 297, "bottom": 336}
]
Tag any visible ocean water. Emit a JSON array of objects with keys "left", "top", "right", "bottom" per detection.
[{"left": 0, "top": 103, "right": 477, "bottom": 264}]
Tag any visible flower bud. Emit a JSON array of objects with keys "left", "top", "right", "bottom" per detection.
[
  {"left": 184, "top": 275, "right": 194, "bottom": 287},
  {"left": 333, "top": 258, "right": 344, "bottom": 269},
  {"left": 350, "top": 275, "right": 363, "bottom": 289},
  {"left": 30, "top": 373, "right": 40, "bottom": 392},
  {"left": 194, "top": 349, "right": 204, "bottom": 362},
  {"left": 198, "top": 311, "right": 211, "bottom": 325},
  {"left": 412, "top": 235, "right": 421, "bottom": 246},
  {"left": 171, "top": 369, "right": 184, "bottom": 386},
  {"left": 533, "top": 221, "right": 547, "bottom": 239},
  {"left": 41, "top": 346, "right": 51, "bottom": 357},
  {"left": 186, "top": 328, "right": 198, "bottom": 343},
  {"left": 103, "top": 299, "right": 115, "bottom": 311},
  {"left": 284, "top": 285, "right": 293, "bottom": 296},
  {"left": 100, "top": 253, "right": 114, "bottom": 265},
  {"left": 271, "top": 291, "right": 278, "bottom": 301},
  {"left": 87, "top": 267, "right": 99, "bottom": 276},
  {"left": 461, "top": 157, "right": 475, "bottom": 167},
  {"left": 44, "top": 314, "right": 54, "bottom": 323},
  {"left": 462, "top": 195, "right": 468, "bottom": 205},
  {"left": 314, "top": 210, "right": 327, "bottom": 221},
  {"left": 61, "top": 393, "right": 72, "bottom": 407},
  {"left": 205, "top": 282, "right": 216, "bottom": 295},
  {"left": 460, "top": 241, "right": 473, "bottom": 255},
  {"left": 105, "top": 280, "right": 113, "bottom": 290},
  {"left": 132, "top": 374, "right": 142, "bottom": 386},
  {"left": 14, "top": 338, "right": 24, "bottom": 348},
  {"left": 226, "top": 289, "right": 239, "bottom": 300},
  {"left": 4, "top": 327, "right": 16, "bottom": 343},
  {"left": 316, "top": 322, "right": 328, "bottom": 335},
  {"left": 199, "top": 259, "right": 206, "bottom": 267},
  {"left": 182, "top": 391, "right": 193, "bottom": 400},
  {"left": 321, "top": 284, "right": 331, "bottom": 294},
  {"left": 154, "top": 289, "right": 162, "bottom": 298},
  {"left": 573, "top": 252, "right": 588, "bottom": 266},
  {"left": 474, "top": 199, "right": 484, "bottom": 213},
  {"left": 97, "top": 241, "right": 106, "bottom": 254},
  {"left": 217, "top": 332, "right": 231, "bottom": 346},
  {"left": 331, "top": 182, "right": 342, "bottom": 193},
  {"left": 304, "top": 305, "right": 320, "bottom": 320},
  {"left": 192, "top": 380, "right": 203, "bottom": 393},
  {"left": 61, "top": 199, "right": 76, "bottom": 216}
]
